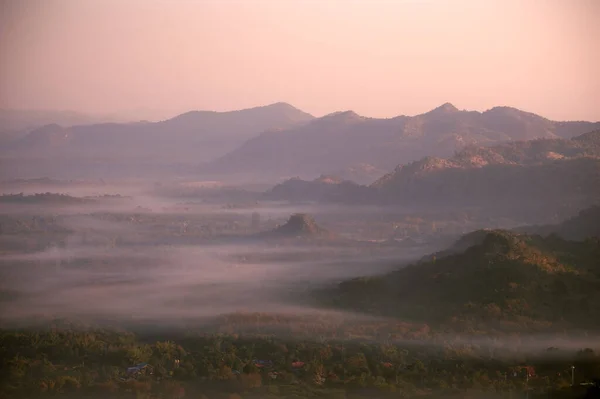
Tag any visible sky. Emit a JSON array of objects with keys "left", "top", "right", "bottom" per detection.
[{"left": 0, "top": 0, "right": 598, "bottom": 121}]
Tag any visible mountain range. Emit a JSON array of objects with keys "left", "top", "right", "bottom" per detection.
[
  {"left": 372, "top": 129, "right": 600, "bottom": 205},
  {"left": 0, "top": 109, "right": 129, "bottom": 147},
  {"left": 0, "top": 109, "right": 127, "bottom": 132},
  {"left": 267, "top": 130, "right": 600, "bottom": 219},
  {"left": 2, "top": 102, "right": 599, "bottom": 180},
  {"left": 206, "top": 103, "right": 600, "bottom": 180},
  {"left": 2, "top": 103, "right": 313, "bottom": 158},
  {"left": 0, "top": 103, "right": 313, "bottom": 179}
]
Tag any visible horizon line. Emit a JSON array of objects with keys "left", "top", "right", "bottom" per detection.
[{"left": 2, "top": 101, "right": 599, "bottom": 124}]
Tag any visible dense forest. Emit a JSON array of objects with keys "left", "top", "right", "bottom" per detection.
[
  {"left": 320, "top": 231, "right": 600, "bottom": 332},
  {"left": 2, "top": 324, "right": 600, "bottom": 399}
]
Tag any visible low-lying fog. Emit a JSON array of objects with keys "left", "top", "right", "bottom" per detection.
[
  {"left": 0, "top": 242, "right": 415, "bottom": 322},
  {"left": 0, "top": 198, "right": 429, "bottom": 323},
  {"left": 3, "top": 239, "right": 599, "bottom": 356},
  {"left": 2, "top": 181, "right": 597, "bottom": 357}
]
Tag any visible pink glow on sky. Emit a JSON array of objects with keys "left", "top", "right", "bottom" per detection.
[{"left": 0, "top": 0, "right": 598, "bottom": 121}]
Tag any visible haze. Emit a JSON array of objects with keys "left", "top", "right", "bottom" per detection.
[{"left": 1, "top": 0, "right": 599, "bottom": 121}]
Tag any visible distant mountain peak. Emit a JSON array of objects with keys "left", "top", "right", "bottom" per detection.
[
  {"left": 324, "top": 110, "right": 358, "bottom": 117},
  {"left": 266, "top": 213, "right": 331, "bottom": 238},
  {"left": 486, "top": 105, "right": 519, "bottom": 113},
  {"left": 318, "top": 110, "right": 364, "bottom": 123},
  {"left": 170, "top": 102, "right": 311, "bottom": 119},
  {"left": 265, "top": 102, "right": 296, "bottom": 110},
  {"left": 483, "top": 105, "right": 546, "bottom": 120},
  {"left": 427, "top": 102, "right": 459, "bottom": 114}
]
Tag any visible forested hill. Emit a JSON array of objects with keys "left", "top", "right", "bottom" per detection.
[{"left": 321, "top": 230, "right": 600, "bottom": 332}]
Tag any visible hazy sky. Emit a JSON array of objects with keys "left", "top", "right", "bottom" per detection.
[{"left": 1, "top": 0, "right": 598, "bottom": 121}]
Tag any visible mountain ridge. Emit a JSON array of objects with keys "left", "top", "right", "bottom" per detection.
[
  {"left": 263, "top": 130, "right": 600, "bottom": 221},
  {"left": 372, "top": 129, "right": 600, "bottom": 189},
  {"left": 206, "top": 103, "right": 600, "bottom": 179},
  {"left": 0, "top": 103, "right": 315, "bottom": 179}
]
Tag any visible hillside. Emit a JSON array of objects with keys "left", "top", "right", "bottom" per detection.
[
  {"left": 1, "top": 103, "right": 314, "bottom": 179},
  {"left": 321, "top": 230, "right": 600, "bottom": 331},
  {"left": 518, "top": 205, "right": 600, "bottom": 241},
  {"left": 264, "top": 176, "right": 377, "bottom": 203},
  {"left": 373, "top": 129, "right": 600, "bottom": 184},
  {"left": 206, "top": 104, "right": 600, "bottom": 179},
  {"left": 374, "top": 157, "right": 599, "bottom": 208},
  {"left": 262, "top": 131, "right": 600, "bottom": 220},
  {"left": 329, "top": 163, "right": 387, "bottom": 184},
  {"left": 368, "top": 131, "right": 600, "bottom": 213}
]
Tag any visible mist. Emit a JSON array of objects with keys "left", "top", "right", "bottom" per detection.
[{"left": 2, "top": 192, "right": 598, "bottom": 355}]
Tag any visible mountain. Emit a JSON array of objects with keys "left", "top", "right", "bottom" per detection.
[
  {"left": 0, "top": 109, "right": 126, "bottom": 146},
  {"left": 321, "top": 230, "right": 600, "bottom": 331},
  {"left": 260, "top": 213, "right": 334, "bottom": 239},
  {"left": 206, "top": 104, "right": 600, "bottom": 179},
  {"left": 264, "top": 175, "right": 376, "bottom": 203},
  {"left": 1, "top": 103, "right": 314, "bottom": 179},
  {"left": 262, "top": 131, "right": 600, "bottom": 221},
  {"left": 0, "top": 109, "right": 124, "bottom": 133},
  {"left": 370, "top": 130, "right": 600, "bottom": 214}
]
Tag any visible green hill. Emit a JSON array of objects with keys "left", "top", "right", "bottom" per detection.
[{"left": 321, "top": 231, "right": 600, "bottom": 332}]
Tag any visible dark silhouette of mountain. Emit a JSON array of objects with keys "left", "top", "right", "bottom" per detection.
[
  {"left": 264, "top": 175, "right": 376, "bottom": 203},
  {"left": 323, "top": 230, "right": 600, "bottom": 331},
  {"left": 260, "top": 213, "right": 334, "bottom": 239},
  {"left": 206, "top": 104, "right": 600, "bottom": 179},
  {"left": 1, "top": 103, "right": 314, "bottom": 178}
]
